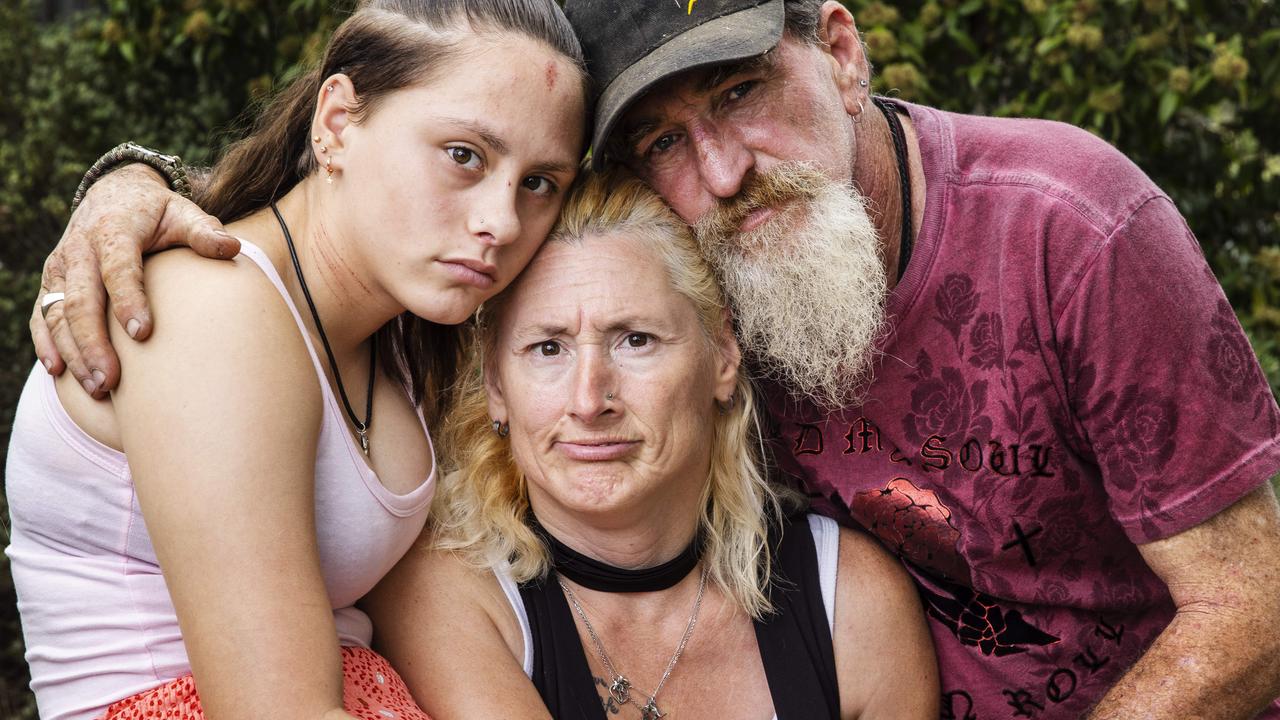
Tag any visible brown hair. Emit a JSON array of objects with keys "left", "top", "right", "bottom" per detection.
[{"left": 196, "top": 0, "right": 587, "bottom": 423}]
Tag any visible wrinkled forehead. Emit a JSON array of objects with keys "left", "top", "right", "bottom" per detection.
[{"left": 495, "top": 234, "right": 700, "bottom": 336}]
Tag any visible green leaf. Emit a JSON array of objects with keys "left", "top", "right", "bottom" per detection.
[
  {"left": 1158, "top": 91, "right": 1179, "bottom": 124},
  {"left": 1036, "top": 36, "right": 1063, "bottom": 55}
]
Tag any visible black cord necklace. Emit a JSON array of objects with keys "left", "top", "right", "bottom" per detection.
[
  {"left": 271, "top": 202, "right": 376, "bottom": 455},
  {"left": 872, "top": 97, "right": 914, "bottom": 282},
  {"left": 531, "top": 514, "right": 704, "bottom": 593}
]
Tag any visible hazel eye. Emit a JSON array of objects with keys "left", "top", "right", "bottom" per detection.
[
  {"left": 447, "top": 146, "right": 481, "bottom": 169},
  {"left": 522, "top": 175, "right": 557, "bottom": 196}
]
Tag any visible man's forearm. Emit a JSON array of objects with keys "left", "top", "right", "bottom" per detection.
[
  {"left": 1086, "top": 604, "right": 1280, "bottom": 718},
  {"left": 1087, "top": 480, "right": 1280, "bottom": 719}
]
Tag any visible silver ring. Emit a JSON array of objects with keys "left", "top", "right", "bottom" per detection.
[{"left": 40, "top": 292, "right": 66, "bottom": 320}]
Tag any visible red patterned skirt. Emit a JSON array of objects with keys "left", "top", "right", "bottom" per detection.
[{"left": 100, "top": 647, "right": 430, "bottom": 720}]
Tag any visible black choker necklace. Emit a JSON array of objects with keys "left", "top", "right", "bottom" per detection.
[{"left": 532, "top": 516, "right": 704, "bottom": 593}]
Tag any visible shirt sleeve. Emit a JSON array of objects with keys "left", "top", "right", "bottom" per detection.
[{"left": 1054, "top": 194, "right": 1280, "bottom": 544}]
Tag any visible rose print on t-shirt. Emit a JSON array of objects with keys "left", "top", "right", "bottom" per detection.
[
  {"left": 1205, "top": 300, "right": 1278, "bottom": 437},
  {"left": 903, "top": 352, "right": 993, "bottom": 445},
  {"left": 934, "top": 273, "right": 981, "bottom": 349},
  {"left": 1091, "top": 383, "right": 1179, "bottom": 494},
  {"left": 967, "top": 312, "right": 1004, "bottom": 370},
  {"left": 1206, "top": 299, "right": 1258, "bottom": 404}
]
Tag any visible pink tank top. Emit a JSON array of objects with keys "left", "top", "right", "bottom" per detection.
[{"left": 5, "top": 240, "right": 436, "bottom": 720}]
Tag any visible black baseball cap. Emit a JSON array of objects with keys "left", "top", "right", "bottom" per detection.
[{"left": 563, "top": 0, "right": 786, "bottom": 170}]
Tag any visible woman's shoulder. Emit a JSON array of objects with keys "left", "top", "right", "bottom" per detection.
[
  {"left": 829, "top": 521, "right": 940, "bottom": 718},
  {"left": 126, "top": 241, "right": 304, "bottom": 360},
  {"left": 365, "top": 535, "right": 528, "bottom": 675},
  {"left": 110, "top": 241, "right": 321, "bottom": 421}
]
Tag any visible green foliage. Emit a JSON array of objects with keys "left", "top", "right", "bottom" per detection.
[{"left": 0, "top": 0, "right": 1276, "bottom": 711}]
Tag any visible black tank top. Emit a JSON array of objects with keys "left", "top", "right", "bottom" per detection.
[{"left": 517, "top": 515, "right": 841, "bottom": 719}]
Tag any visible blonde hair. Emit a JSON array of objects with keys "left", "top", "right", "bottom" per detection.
[{"left": 433, "top": 169, "right": 791, "bottom": 618}]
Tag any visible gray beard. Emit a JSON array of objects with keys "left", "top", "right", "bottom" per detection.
[{"left": 695, "top": 165, "right": 887, "bottom": 410}]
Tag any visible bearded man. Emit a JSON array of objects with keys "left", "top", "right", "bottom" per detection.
[{"left": 28, "top": 0, "right": 1280, "bottom": 717}]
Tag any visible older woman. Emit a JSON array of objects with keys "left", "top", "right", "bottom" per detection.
[{"left": 364, "top": 171, "right": 938, "bottom": 719}]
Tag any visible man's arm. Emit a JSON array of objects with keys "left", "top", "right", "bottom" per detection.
[
  {"left": 1087, "top": 479, "right": 1280, "bottom": 719},
  {"left": 30, "top": 161, "right": 236, "bottom": 397}
]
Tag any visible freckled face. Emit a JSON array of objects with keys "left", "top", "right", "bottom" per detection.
[
  {"left": 336, "top": 34, "right": 586, "bottom": 325},
  {"left": 486, "top": 235, "right": 735, "bottom": 519},
  {"left": 618, "top": 36, "right": 856, "bottom": 226}
]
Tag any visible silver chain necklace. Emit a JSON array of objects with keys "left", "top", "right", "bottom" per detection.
[{"left": 559, "top": 564, "right": 708, "bottom": 720}]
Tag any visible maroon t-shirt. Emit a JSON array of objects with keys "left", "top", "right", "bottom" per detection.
[{"left": 765, "top": 103, "right": 1280, "bottom": 718}]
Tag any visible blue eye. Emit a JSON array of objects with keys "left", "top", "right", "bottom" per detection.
[
  {"left": 650, "top": 134, "right": 678, "bottom": 155},
  {"left": 726, "top": 80, "right": 756, "bottom": 102},
  {"left": 448, "top": 147, "right": 482, "bottom": 169}
]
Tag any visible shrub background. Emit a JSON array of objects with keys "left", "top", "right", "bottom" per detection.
[{"left": 1, "top": 0, "right": 1277, "bottom": 713}]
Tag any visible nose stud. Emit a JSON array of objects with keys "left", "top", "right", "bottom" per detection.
[{"left": 605, "top": 392, "right": 614, "bottom": 401}]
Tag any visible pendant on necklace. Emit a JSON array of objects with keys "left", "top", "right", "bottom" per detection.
[
  {"left": 640, "top": 698, "right": 665, "bottom": 720},
  {"left": 357, "top": 428, "right": 369, "bottom": 456},
  {"left": 608, "top": 675, "right": 631, "bottom": 705}
]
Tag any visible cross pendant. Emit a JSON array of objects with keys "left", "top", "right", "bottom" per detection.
[{"left": 641, "top": 698, "right": 665, "bottom": 720}]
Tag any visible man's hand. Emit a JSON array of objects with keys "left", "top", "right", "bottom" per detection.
[{"left": 31, "top": 163, "right": 239, "bottom": 397}]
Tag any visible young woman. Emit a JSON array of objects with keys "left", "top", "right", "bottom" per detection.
[{"left": 4, "top": 1, "right": 586, "bottom": 718}]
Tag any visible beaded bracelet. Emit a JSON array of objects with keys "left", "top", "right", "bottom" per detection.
[{"left": 71, "top": 142, "right": 192, "bottom": 211}]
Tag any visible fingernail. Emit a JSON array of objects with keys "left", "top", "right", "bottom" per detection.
[
  {"left": 127, "top": 318, "right": 142, "bottom": 338},
  {"left": 42, "top": 357, "right": 52, "bottom": 372},
  {"left": 92, "top": 369, "right": 106, "bottom": 388},
  {"left": 82, "top": 377, "right": 97, "bottom": 394}
]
